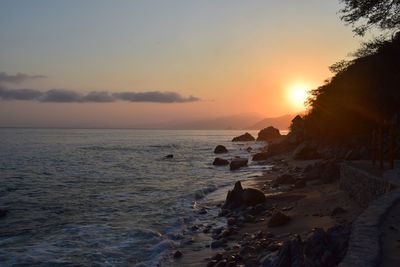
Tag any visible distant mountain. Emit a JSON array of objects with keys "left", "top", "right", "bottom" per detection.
[
  {"left": 166, "top": 113, "right": 265, "bottom": 130},
  {"left": 246, "top": 114, "right": 294, "bottom": 130}
]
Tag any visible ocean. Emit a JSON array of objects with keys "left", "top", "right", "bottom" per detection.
[{"left": 0, "top": 129, "right": 270, "bottom": 266}]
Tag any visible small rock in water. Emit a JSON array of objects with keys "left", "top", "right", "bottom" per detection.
[
  {"left": 213, "top": 158, "right": 229, "bottom": 166},
  {"left": 173, "top": 250, "right": 183, "bottom": 258},
  {"left": 0, "top": 208, "right": 8, "bottom": 218},
  {"left": 214, "top": 145, "right": 228, "bottom": 154},
  {"left": 165, "top": 154, "right": 174, "bottom": 159},
  {"left": 198, "top": 208, "right": 208, "bottom": 215}
]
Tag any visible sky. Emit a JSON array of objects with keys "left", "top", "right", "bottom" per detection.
[{"left": 0, "top": 0, "right": 365, "bottom": 128}]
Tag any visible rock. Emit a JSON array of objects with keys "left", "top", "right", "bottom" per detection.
[
  {"left": 213, "top": 158, "right": 229, "bottom": 166},
  {"left": 227, "top": 217, "right": 236, "bottom": 226},
  {"left": 232, "top": 133, "right": 255, "bottom": 142},
  {"left": 271, "top": 174, "right": 296, "bottom": 188},
  {"left": 0, "top": 208, "right": 8, "bottom": 218},
  {"left": 165, "top": 154, "right": 174, "bottom": 159},
  {"left": 173, "top": 250, "right": 183, "bottom": 258},
  {"left": 230, "top": 158, "right": 248, "bottom": 171},
  {"left": 207, "top": 260, "right": 218, "bottom": 267},
  {"left": 270, "top": 236, "right": 304, "bottom": 267},
  {"left": 252, "top": 152, "right": 269, "bottom": 161},
  {"left": 268, "top": 210, "right": 290, "bottom": 227},
  {"left": 331, "top": 206, "right": 346, "bottom": 216},
  {"left": 199, "top": 208, "right": 208, "bottom": 215},
  {"left": 256, "top": 126, "right": 281, "bottom": 142},
  {"left": 223, "top": 181, "right": 266, "bottom": 209},
  {"left": 214, "top": 145, "right": 228, "bottom": 154},
  {"left": 224, "top": 181, "right": 244, "bottom": 209},
  {"left": 293, "top": 179, "right": 306, "bottom": 189},
  {"left": 292, "top": 142, "right": 320, "bottom": 160},
  {"left": 302, "top": 160, "right": 340, "bottom": 183},
  {"left": 242, "top": 188, "right": 266, "bottom": 206},
  {"left": 212, "top": 253, "right": 224, "bottom": 261},
  {"left": 215, "top": 259, "right": 227, "bottom": 267}
]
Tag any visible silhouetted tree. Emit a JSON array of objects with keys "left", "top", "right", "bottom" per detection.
[
  {"left": 340, "top": 0, "right": 400, "bottom": 36},
  {"left": 303, "top": 32, "right": 400, "bottom": 144}
]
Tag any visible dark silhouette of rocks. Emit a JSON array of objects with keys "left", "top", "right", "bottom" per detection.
[
  {"left": 214, "top": 145, "right": 228, "bottom": 154},
  {"left": 223, "top": 181, "right": 265, "bottom": 209},
  {"left": 252, "top": 152, "right": 269, "bottom": 161},
  {"left": 213, "top": 158, "right": 229, "bottom": 166},
  {"left": 268, "top": 210, "right": 291, "bottom": 227},
  {"left": 229, "top": 158, "right": 248, "bottom": 170},
  {"left": 232, "top": 133, "right": 255, "bottom": 142},
  {"left": 242, "top": 188, "right": 266, "bottom": 206},
  {"left": 256, "top": 126, "right": 281, "bottom": 142}
]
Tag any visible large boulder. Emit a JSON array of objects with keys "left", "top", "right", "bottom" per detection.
[
  {"left": 224, "top": 181, "right": 244, "bottom": 209},
  {"left": 268, "top": 210, "right": 291, "bottom": 227},
  {"left": 230, "top": 158, "right": 248, "bottom": 170},
  {"left": 232, "top": 133, "right": 255, "bottom": 142},
  {"left": 214, "top": 145, "right": 228, "bottom": 154},
  {"left": 292, "top": 142, "right": 320, "bottom": 160},
  {"left": 257, "top": 126, "right": 281, "bottom": 142},
  {"left": 223, "top": 181, "right": 265, "bottom": 209},
  {"left": 242, "top": 188, "right": 266, "bottom": 206},
  {"left": 213, "top": 158, "right": 229, "bottom": 166}
]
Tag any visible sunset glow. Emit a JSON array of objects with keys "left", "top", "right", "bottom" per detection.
[{"left": 287, "top": 83, "right": 310, "bottom": 110}]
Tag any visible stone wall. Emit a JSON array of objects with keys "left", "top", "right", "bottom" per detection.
[
  {"left": 339, "top": 190, "right": 400, "bottom": 267},
  {"left": 339, "top": 164, "right": 394, "bottom": 208}
]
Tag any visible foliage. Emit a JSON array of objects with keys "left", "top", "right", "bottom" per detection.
[
  {"left": 339, "top": 0, "right": 400, "bottom": 36},
  {"left": 303, "top": 32, "right": 400, "bottom": 144}
]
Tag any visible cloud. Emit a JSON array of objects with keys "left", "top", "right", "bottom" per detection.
[
  {"left": 0, "top": 72, "right": 46, "bottom": 84},
  {"left": 0, "top": 87, "right": 200, "bottom": 103},
  {"left": 112, "top": 91, "right": 200, "bottom": 103}
]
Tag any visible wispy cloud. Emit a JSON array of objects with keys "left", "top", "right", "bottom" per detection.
[
  {"left": 0, "top": 87, "right": 200, "bottom": 103},
  {"left": 0, "top": 72, "right": 46, "bottom": 84}
]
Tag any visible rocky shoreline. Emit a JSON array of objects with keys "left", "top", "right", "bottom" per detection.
[{"left": 169, "top": 125, "right": 366, "bottom": 267}]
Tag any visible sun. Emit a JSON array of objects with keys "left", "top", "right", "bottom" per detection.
[{"left": 287, "top": 83, "right": 310, "bottom": 110}]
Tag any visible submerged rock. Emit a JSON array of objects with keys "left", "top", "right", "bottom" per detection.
[
  {"left": 230, "top": 158, "right": 248, "bottom": 171},
  {"left": 214, "top": 145, "right": 228, "bottom": 154},
  {"left": 268, "top": 210, "right": 290, "bottom": 227},
  {"left": 232, "top": 133, "right": 255, "bottom": 142},
  {"left": 173, "top": 250, "right": 183, "bottom": 258},
  {"left": 256, "top": 126, "right": 281, "bottom": 142},
  {"left": 213, "top": 158, "right": 229, "bottom": 166}
]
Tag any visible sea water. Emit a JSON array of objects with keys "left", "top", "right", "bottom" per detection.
[{"left": 0, "top": 129, "right": 269, "bottom": 266}]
